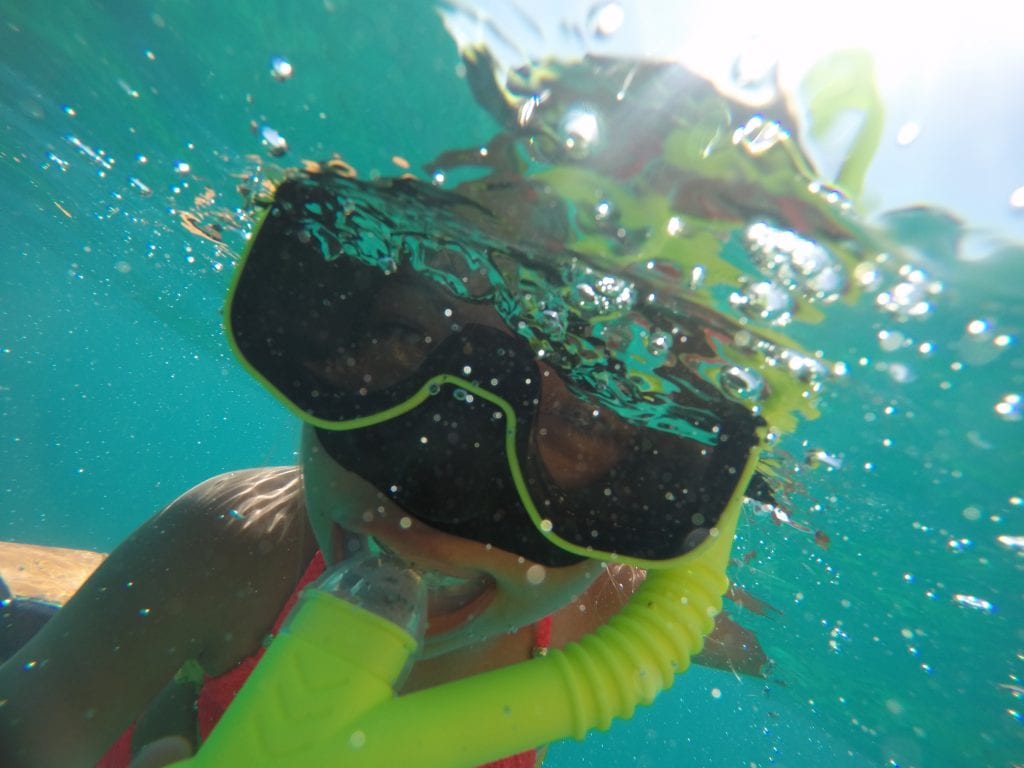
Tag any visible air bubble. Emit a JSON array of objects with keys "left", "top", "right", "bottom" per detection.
[
  {"left": 947, "top": 538, "right": 972, "bottom": 553},
  {"left": 967, "top": 319, "right": 989, "bottom": 335},
  {"left": 805, "top": 449, "right": 843, "bottom": 470},
  {"left": 646, "top": 330, "right": 673, "bottom": 357},
  {"left": 587, "top": 1, "right": 625, "bottom": 38},
  {"left": 128, "top": 177, "right": 152, "bottom": 197},
  {"left": 729, "top": 38, "right": 779, "bottom": 105},
  {"left": 260, "top": 125, "right": 288, "bottom": 157},
  {"left": 270, "top": 56, "right": 293, "bottom": 81},
  {"left": 559, "top": 105, "right": 601, "bottom": 159},
  {"left": 962, "top": 506, "right": 982, "bottom": 521},
  {"left": 733, "top": 280, "right": 792, "bottom": 323},
  {"left": 539, "top": 307, "right": 568, "bottom": 340},
  {"left": 720, "top": 366, "right": 764, "bottom": 402},
  {"left": 854, "top": 262, "right": 882, "bottom": 289},
  {"left": 896, "top": 122, "right": 921, "bottom": 146},
  {"left": 886, "top": 362, "right": 914, "bottom": 384},
  {"left": 878, "top": 330, "right": 906, "bottom": 352},
  {"left": 994, "top": 393, "right": 1021, "bottom": 421},
  {"left": 526, "top": 564, "right": 547, "bottom": 585},
  {"left": 689, "top": 266, "right": 705, "bottom": 290},
  {"left": 885, "top": 699, "right": 905, "bottom": 716}
]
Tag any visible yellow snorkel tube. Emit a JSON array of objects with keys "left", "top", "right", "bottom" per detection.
[{"left": 176, "top": 435, "right": 759, "bottom": 768}]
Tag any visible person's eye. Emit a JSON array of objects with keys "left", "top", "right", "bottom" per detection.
[{"left": 373, "top": 320, "right": 428, "bottom": 347}]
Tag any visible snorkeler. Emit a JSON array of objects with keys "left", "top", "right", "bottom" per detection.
[{"left": 0, "top": 161, "right": 763, "bottom": 767}]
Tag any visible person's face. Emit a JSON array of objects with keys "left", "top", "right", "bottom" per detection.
[
  {"left": 301, "top": 424, "right": 602, "bottom": 658},
  {"left": 297, "top": 270, "right": 643, "bottom": 655}
]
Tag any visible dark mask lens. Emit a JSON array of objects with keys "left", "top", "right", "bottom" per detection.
[
  {"left": 526, "top": 400, "right": 759, "bottom": 561},
  {"left": 230, "top": 222, "right": 438, "bottom": 421}
]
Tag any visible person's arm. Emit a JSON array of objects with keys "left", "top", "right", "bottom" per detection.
[
  {"left": 0, "top": 467, "right": 311, "bottom": 768},
  {"left": 132, "top": 673, "right": 204, "bottom": 756}
]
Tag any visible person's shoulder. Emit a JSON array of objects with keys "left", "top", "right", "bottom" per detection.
[
  {"left": 170, "top": 466, "right": 304, "bottom": 513},
  {"left": 153, "top": 466, "right": 307, "bottom": 547},
  {"left": 130, "top": 466, "right": 314, "bottom": 671}
]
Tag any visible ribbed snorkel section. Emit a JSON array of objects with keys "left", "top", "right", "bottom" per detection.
[{"left": 551, "top": 554, "right": 729, "bottom": 738}]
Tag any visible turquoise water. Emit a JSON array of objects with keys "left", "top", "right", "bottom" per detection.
[{"left": 2, "top": 2, "right": 1021, "bottom": 766}]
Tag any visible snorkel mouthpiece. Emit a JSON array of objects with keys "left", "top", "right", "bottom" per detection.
[
  {"left": 314, "top": 552, "right": 427, "bottom": 641},
  {"left": 179, "top": 552, "right": 426, "bottom": 767}
]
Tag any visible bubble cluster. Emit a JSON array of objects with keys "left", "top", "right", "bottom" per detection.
[
  {"left": 745, "top": 221, "right": 845, "bottom": 306},
  {"left": 952, "top": 594, "right": 995, "bottom": 613},
  {"left": 733, "top": 116, "right": 787, "bottom": 156},
  {"left": 568, "top": 266, "right": 634, "bottom": 317},
  {"left": 997, "top": 535, "right": 1024, "bottom": 550},
  {"left": 731, "top": 279, "right": 793, "bottom": 324},
  {"left": 66, "top": 134, "right": 115, "bottom": 173},
  {"left": 875, "top": 264, "right": 941, "bottom": 319},
  {"left": 958, "top": 318, "right": 1015, "bottom": 365}
]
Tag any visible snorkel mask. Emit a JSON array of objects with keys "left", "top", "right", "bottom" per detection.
[
  {"left": 226, "top": 171, "right": 763, "bottom": 570},
  {"left": 172, "top": 168, "right": 763, "bottom": 767}
]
